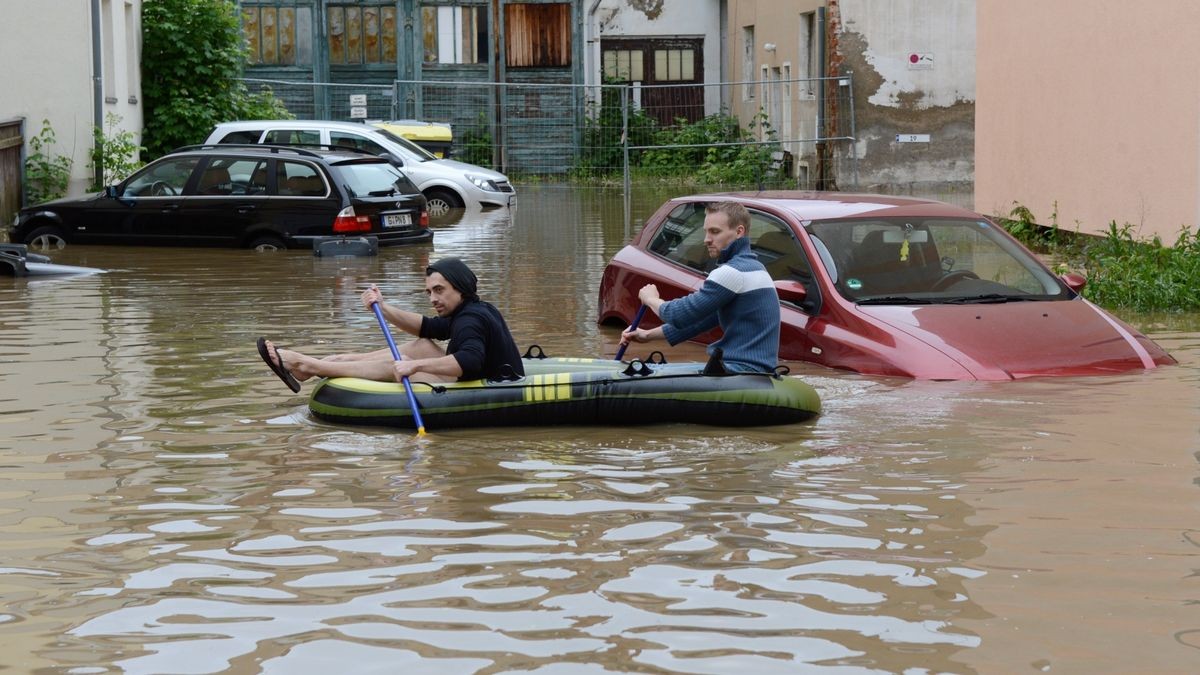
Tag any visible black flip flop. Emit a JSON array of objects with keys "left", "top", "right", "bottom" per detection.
[{"left": 257, "top": 337, "right": 301, "bottom": 393}]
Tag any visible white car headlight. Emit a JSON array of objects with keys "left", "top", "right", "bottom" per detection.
[{"left": 465, "top": 173, "right": 498, "bottom": 192}]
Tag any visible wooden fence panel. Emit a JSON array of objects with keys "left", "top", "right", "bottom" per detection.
[{"left": 0, "top": 119, "right": 23, "bottom": 230}]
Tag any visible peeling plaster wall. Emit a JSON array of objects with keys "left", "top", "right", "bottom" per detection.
[
  {"left": 586, "top": 1, "right": 723, "bottom": 114},
  {"left": 834, "top": 0, "right": 975, "bottom": 201}
]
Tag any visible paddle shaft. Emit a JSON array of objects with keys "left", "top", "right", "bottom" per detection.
[
  {"left": 614, "top": 305, "right": 649, "bottom": 361},
  {"left": 370, "top": 302, "right": 427, "bottom": 436}
]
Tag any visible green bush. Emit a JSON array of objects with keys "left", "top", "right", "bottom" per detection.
[
  {"left": 24, "top": 120, "right": 73, "bottom": 205},
  {"left": 641, "top": 111, "right": 780, "bottom": 185},
  {"left": 999, "top": 202, "right": 1200, "bottom": 311},
  {"left": 90, "top": 113, "right": 145, "bottom": 189},
  {"left": 1081, "top": 222, "right": 1200, "bottom": 312},
  {"left": 141, "top": 0, "right": 289, "bottom": 158},
  {"left": 459, "top": 112, "right": 494, "bottom": 169},
  {"left": 573, "top": 84, "right": 659, "bottom": 179}
]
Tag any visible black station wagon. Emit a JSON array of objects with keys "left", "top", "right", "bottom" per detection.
[{"left": 9, "top": 144, "right": 431, "bottom": 251}]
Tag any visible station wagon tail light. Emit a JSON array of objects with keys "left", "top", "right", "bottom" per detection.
[
  {"left": 333, "top": 206, "right": 371, "bottom": 233},
  {"left": 419, "top": 210, "right": 429, "bottom": 228}
]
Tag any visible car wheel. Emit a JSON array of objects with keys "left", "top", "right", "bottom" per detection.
[
  {"left": 248, "top": 235, "right": 286, "bottom": 252},
  {"left": 424, "top": 188, "right": 463, "bottom": 218},
  {"left": 24, "top": 225, "right": 68, "bottom": 251}
]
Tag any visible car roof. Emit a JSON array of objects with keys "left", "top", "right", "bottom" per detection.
[
  {"left": 168, "top": 143, "right": 389, "bottom": 164},
  {"left": 675, "top": 191, "right": 984, "bottom": 222},
  {"left": 214, "top": 120, "right": 385, "bottom": 133}
]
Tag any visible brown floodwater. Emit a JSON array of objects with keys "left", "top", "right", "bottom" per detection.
[{"left": 1, "top": 185, "right": 1198, "bottom": 673}]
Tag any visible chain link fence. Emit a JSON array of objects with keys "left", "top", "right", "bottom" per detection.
[{"left": 243, "top": 75, "right": 858, "bottom": 212}]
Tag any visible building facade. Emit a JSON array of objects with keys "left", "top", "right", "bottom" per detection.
[
  {"left": 976, "top": 0, "right": 1200, "bottom": 238},
  {"left": 0, "top": 0, "right": 142, "bottom": 218}
]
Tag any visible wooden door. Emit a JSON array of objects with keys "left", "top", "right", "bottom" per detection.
[{"left": 0, "top": 119, "right": 22, "bottom": 227}]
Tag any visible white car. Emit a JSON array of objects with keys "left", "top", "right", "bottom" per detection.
[{"left": 205, "top": 120, "right": 515, "bottom": 217}]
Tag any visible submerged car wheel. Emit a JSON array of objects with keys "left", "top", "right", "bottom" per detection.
[
  {"left": 24, "top": 225, "right": 68, "bottom": 251},
  {"left": 424, "top": 188, "right": 463, "bottom": 218},
  {"left": 248, "top": 235, "right": 286, "bottom": 252}
]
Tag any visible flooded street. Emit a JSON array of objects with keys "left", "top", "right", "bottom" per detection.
[{"left": 2, "top": 185, "right": 1198, "bottom": 673}]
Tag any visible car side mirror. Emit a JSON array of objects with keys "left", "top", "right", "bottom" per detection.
[
  {"left": 1060, "top": 272, "right": 1087, "bottom": 293},
  {"left": 104, "top": 185, "right": 120, "bottom": 198},
  {"left": 775, "top": 279, "right": 807, "bottom": 304}
]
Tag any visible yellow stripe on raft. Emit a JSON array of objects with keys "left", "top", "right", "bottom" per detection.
[{"left": 523, "top": 373, "right": 573, "bottom": 402}]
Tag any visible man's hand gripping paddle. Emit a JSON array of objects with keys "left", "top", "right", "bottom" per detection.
[{"left": 374, "top": 300, "right": 432, "bottom": 437}]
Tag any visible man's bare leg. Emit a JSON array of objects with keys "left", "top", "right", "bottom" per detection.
[{"left": 264, "top": 339, "right": 450, "bottom": 384}]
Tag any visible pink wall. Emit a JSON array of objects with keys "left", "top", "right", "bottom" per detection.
[{"left": 976, "top": 0, "right": 1200, "bottom": 240}]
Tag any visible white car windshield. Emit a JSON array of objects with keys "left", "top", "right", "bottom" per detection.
[{"left": 371, "top": 128, "right": 437, "bottom": 163}]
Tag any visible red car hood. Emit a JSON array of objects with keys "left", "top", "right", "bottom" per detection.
[{"left": 856, "top": 298, "right": 1172, "bottom": 380}]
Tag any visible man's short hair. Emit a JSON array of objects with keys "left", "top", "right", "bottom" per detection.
[{"left": 704, "top": 201, "right": 750, "bottom": 230}]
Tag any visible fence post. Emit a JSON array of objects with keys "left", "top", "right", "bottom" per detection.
[{"left": 622, "top": 85, "right": 632, "bottom": 241}]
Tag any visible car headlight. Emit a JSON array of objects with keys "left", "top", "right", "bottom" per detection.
[{"left": 465, "top": 173, "right": 499, "bottom": 192}]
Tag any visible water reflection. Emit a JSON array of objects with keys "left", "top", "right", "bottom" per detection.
[{"left": 1, "top": 185, "right": 1198, "bottom": 672}]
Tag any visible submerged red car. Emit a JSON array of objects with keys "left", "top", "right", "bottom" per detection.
[{"left": 598, "top": 192, "right": 1175, "bottom": 380}]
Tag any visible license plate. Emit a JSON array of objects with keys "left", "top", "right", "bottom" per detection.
[{"left": 383, "top": 213, "right": 412, "bottom": 228}]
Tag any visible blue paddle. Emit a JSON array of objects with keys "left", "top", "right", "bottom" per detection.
[
  {"left": 370, "top": 302, "right": 427, "bottom": 437},
  {"left": 614, "top": 305, "right": 648, "bottom": 361}
]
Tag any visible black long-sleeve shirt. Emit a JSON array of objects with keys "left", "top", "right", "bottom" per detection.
[{"left": 420, "top": 299, "right": 524, "bottom": 381}]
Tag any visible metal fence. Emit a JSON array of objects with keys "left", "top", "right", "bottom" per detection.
[{"left": 242, "top": 75, "right": 858, "bottom": 202}]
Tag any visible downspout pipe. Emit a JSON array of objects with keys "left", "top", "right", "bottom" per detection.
[{"left": 91, "top": 0, "right": 104, "bottom": 187}]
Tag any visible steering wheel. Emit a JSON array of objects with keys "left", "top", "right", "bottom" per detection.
[
  {"left": 149, "top": 180, "right": 176, "bottom": 196},
  {"left": 932, "top": 269, "right": 980, "bottom": 291}
]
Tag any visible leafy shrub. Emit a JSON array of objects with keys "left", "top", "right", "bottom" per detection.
[
  {"left": 1081, "top": 222, "right": 1200, "bottom": 312},
  {"left": 641, "top": 111, "right": 780, "bottom": 186},
  {"left": 90, "top": 113, "right": 145, "bottom": 189},
  {"left": 573, "top": 84, "right": 659, "bottom": 179},
  {"left": 24, "top": 120, "right": 73, "bottom": 204},
  {"left": 141, "top": 0, "right": 290, "bottom": 158},
  {"left": 459, "top": 112, "right": 494, "bottom": 169}
]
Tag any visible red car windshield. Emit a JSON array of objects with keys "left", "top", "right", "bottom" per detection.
[{"left": 805, "top": 218, "right": 1070, "bottom": 303}]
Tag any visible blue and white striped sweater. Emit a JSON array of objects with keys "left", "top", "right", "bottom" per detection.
[{"left": 659, "top": 236, "right": 781, "bottom": 373}]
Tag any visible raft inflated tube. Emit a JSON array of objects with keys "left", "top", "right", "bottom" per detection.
[{"left": 308, "top": 359, "right": 821, "bottom": 429}]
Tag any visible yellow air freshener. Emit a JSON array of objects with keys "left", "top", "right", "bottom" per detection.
[{"left": 899, "top": 238, "right": 910, "bottom": 261}]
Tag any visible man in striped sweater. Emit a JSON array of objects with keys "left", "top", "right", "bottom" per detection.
[{"left": 620, "top": 201, "right": 781, "bottom": 373}]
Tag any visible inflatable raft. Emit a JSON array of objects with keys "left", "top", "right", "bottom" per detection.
[{"left": 308, "top": 352, "right": 821, "bottom": 430}]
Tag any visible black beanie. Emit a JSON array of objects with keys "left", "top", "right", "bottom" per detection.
[{"left": 426, "top": 257, "right": 479, "bottom": 301}]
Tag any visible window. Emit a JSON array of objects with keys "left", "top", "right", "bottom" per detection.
[
  {"left": 125, "top": 157, "right": 201, "bottom": 197},
  {"left": 505, "top": 3, "right": 570, "bottom": 67},
  {"left": 330, "top": 131, "right": 388, "bottom": 155},
  {"left": 328, "top": 3, "right": 397, "bottom": 65},
  {"left": 647, "top": 203, "right": 715, "bottom": 273},
  {"left": 422, "top": 5, "right": 488, "bottom": 64},
  {"left": 243, "top": 3, "right": 314, "bottom": 66},
  {"left": 653, "top": 49, "right": 694, "bottom": 81},
  {"left": 264, "top": 129, "right": 320, "bottom": 145},
  {"left": 278, "top": 161, "right": 326, "bottom": 196},
  {"left": 602, "top": 49, "right": 643, "bottom": 82},
  {"left": 750, "top": 215, "right": 812, "bottom": 282},
  {"left": 217, "top": 129, "right": 266, "bottom": 144},
  {"left": 742, "top": 26, "right": 755, "bottom": 100},
  {"left": 798, "top": 11, "right": 817, "bottom": 97}
]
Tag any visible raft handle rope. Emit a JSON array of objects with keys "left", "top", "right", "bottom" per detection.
[
  {"left": 621, "top": 359, "right": 654, "bottom": 377},
  {"left": 773, "top": 365, "right": 791, "bottom": 378},
  {"left": 522, "top": 344, "right": 548, "bottom": 360}
]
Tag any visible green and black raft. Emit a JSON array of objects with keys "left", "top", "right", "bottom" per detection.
[{"left": 308, "top": 350, "right": 821, "bottom": 430}]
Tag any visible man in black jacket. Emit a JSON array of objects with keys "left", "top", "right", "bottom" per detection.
[{"left": 258, "top": 258, "right": 524, "bottom": 392}]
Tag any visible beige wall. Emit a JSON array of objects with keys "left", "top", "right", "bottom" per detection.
[
  {"left": 976, "top": 0, "right": 1200, "bottom": 238},
  {"left": 727, "top": 0, "right": 825, "bottom": 182},
  {"left": 0, "top": 0, "right": 141, "bottom": 198}
]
